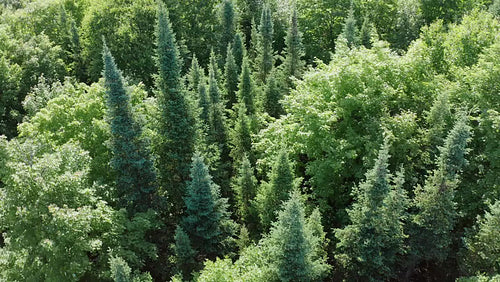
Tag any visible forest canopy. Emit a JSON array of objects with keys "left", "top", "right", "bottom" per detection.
[{"left": 0, "top": 0, "right": 499, "bottom": 281}]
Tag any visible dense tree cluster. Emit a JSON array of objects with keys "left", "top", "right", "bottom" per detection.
[{"left": 0, "top": 0, "right": 499, "bottom": 281}]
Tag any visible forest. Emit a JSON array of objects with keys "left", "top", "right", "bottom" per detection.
[{"left": 0, "top": 0, "right": 499, "bottom": 281}]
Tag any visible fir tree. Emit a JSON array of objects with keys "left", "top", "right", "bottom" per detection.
[
  {"left": 224, "top": 43, "right": 239, "bottom": 110},
  {"left": 109, "top": 256, "right": 132, "bottom": 282},
  {"left": 237, "top": 56, "right": 256, "bottom": 116},
  {"left": 249, "top": 17, "right": 259, "bottom": 60},
  {"left": 411, "top": 115, "right": 471, "bottom": 263},
  {"left": 269, "top": 190, "right": 330, "bottom": 281},
  {"left": 256, "top": 5, "right": 274, "bottom": 84},
  {"left": 232, "top": 155, "right": 257, "bottom": 225},
  {"left": 187, "top": 55, "right": 203, "bottom": 95},
  {"left": 232, "top": 33, "right": 244, "bottom": 74},
  {"left": 155, "top": 3, "right": 195, "bottom": 218},
  {"left": 173, "top": 226, "right": 196, "bottom": 280},
  {"left": 230, "top": 103, "right": 254, "bottom": 166},
  {"left": 359, "top": 16, "right": 373, "bottom": 48},
  {"left": 342, "top": 3, "right": 359, "bottom": 48},
  {"left": 256, "top": 149, "right": 295, "bottom": 231},
  {"left": 181, "top": 153, "right": 237, "bottom": 260},
  {"left": 219, "top": 0, "right": 236, "bottom": 60},
  {"left": 198, "top": 80, "right": 210, "bottom": 131},
  {"left": 335, "top": 139, "right": 408, "bottom": 281},
  {"left": 69, "top": 19, "right": 85, "bottom": 81},
  {"left": 283, "top": 8, "right": 305, "bottom": 83},
  {"left": 263, "top": 71, "right": 283, "bottom": 118},
  {"left": 103, "top": 42, "right": 157, "bottom": 215}
]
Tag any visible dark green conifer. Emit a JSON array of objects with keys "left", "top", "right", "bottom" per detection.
[
  {"left": 173, "top": 226, "right": 196, "bottom": 280},
  {"left": 198, "top": 81, "right": 210, "bottom": 131},
  {"left": 232, "top": 33, "right": 244, "bottom": 73},
  {"left": 237, "top": 56, "right": 256, "bottom": 116},
  {"left": 70, "top": 19, "right": 85, "bottom": 81},
  {"left": 232, "top": 155, "right": 257, "bottom": 225},
  {"left": 155, "top": 3, "right": 195, "bottom": 217},
  {"left": 359, "top": 16, "right": 373, "bottom": 48},
  {"left": 263, "top": 71, "right": 283, "bottom": 118},
  {"left": 256, "top": 150, "right": 295, "bottom": 231},
  {"left": 256, "top": 5, "right": 274, "bottom": 84},
  {"left": 342, "top": 3, "right": 359, "bottom": 48},
  {"left": 188, "top": 55, "right": 203, "bottom": 94},
  {"left": 220, "top": 0, "right": 236, "bottom": 60},
  {"left": 230, "top": 103, "right": 254, "bottom": 166},
  {"left": 224, "top": 43, "right": 239, "bottom": 110},
  {"left": 335, "top": 139, "right": 408, "bottom": 280},
  {"left": 103, "top": 43, "right": 157, "bottom": 215},
  {"left": 249, "top": 17, "right": 259, "bottom": 60},
  {"left": 283, "top": 8, "right": 305, "bottom": 83},
  {"left": 181, "top": 153, "right": 237, "bottom": 260}
]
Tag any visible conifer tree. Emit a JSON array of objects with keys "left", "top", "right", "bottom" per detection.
[
  {"left": 249, "top": 17, "right": 259, "bottom": 60},
  {"left": 224, "top": 43, "right": 239, "bottom": 110},
  {"left": 70, "top": 19, "right": 85, "bottom": 81},
  {"left": 359, "top": 16, "right": 373, "bottom": 48},
  {"left": 256, "top": 149, "right": 295, "bottom": 231},
  {"left": 173, "top": 226, "right": 196, "bottom": 280},
  {"left": 198, "top": 81, "right": 210, "bottom": 131},
  {"left": 230, "top": 103, "right": 254, "bottom": 166},
  {"left": 342, "top": 4, "right": 359, "bottom": 48},
  {"left": 335, "top": 139, "right": 408, "bottom": 281},
  {"left": 263, "top": 71, "right": 283, "bottom": 118},
  {"left": 155, "top": 3, "right": 195, "bottom": 217},
  {"left": 181, "top": 153, "right": 237, "bottom": 260},
  {"left": 237, "top": 56, "right": 256, "bottom": 116},
  {"left": 411, "top": 115, "right": 471, "bottom": 263},
  {"left": 283, "top": 8, "right": 305, "bottom": 83},
  {"left": 109, "top": 256, "right": 132, "bottom": 282},
  {"left": 232, "top": 155, "right": 257, "bottom": 227},
  {"left": 103, "top": 43, "right": 157, "bottom": 215},
  {"left": 188, "top": 56, "right": 203, "bottom": 95},
  {"left": 256, "top": 5, "right": 274, "bottom": 84},
  {"left": 232, "top": 33, "right": 244, "bottom": 73},
  {"left": 220, "top": 0, "right": 236, "bottom": 60},
  {"left": 269, "top": 190, "right": 330, "bottom": 281}
]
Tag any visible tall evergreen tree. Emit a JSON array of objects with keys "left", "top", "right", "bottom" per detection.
[
  {"left": 232, "top": 155, "right": 257, "bottom": 228},
  {"left": 342, "top": 3, "right": 359, "bottom": 48},
  {"left": 219, "top": 0, "right": 236, "bottom": 60},
  {"left": 237, "top": 56, "right": 256, "bottom": 116},
  {"left": 224, "top": 43, "right": 239, "bottom": 110},
  {"left": 187, "top": 55, "right": 203, "bottom": 95},
  {"left": 411, "top": 115, "right": 471, "bottom": 264},
  {"left": 230, "top": 103, "right": 254, "bottom": 167},
  {"left": 232, "top": 33, "right": 244, "bottom": 73},
  {"left": 256, "top": 5, "right": 274, "bottom": 84},
  {"left": 335, "top": 139, "right": 408, "bottom": 281},
  {"left": 263, "top": 71, "right": 283, "bottom": 118},
  {"left": 256, "top": 149, "right": 295, "bottom": 231},
  {"left": 359, "top": 16, "right": 374, "bottom": 48},
  {"left": 102, "top": 43, "right": 157, "bottom": 215},
  {"left": 109, "top": 256, "right": 132, "bottom": 282},
  {"left": 269, "top": 190, "right": 330, "bottom": 281},
  {"left": 173, "top": 226, "right": 196, "bottom": 280},
  {"left": 70, "top": 19, "right": 85, "bottom": 81},
  {"left": 198, "top": 80, "right": 210, "bottom": 132},
  {"left": 283, "top": 8, "right": 305, "bottom": 84},
  {"left": 155, "top": 3, "right": 195, "bottom": 218},
  {"left": 181, "top": 153, "right": 237, "bottom": 260},
  {"left": 248, "top": 17, "right": 259, "bottom": 60}
]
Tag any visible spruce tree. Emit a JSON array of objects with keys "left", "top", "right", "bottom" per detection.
[
  {"left": 342, "top": 3, "right": 359, "bottom": 48},
  {"left": 335, "top": 139, "right": 408, "bottom": 281},
  {"left": 187, "top": 55, "right": 203, "bottom": 95},
  {"left": 249, "top": 17, "right": 259, "bottom": 60},
  {"left": 109, "top": 256, "right": 132, "bottom": 282},
  {"left": 173, "top": 226, "right": 196, "bottom": 280},
  {"left": 256, "top": 149, "right": 295, "bottom": 231},
  {"left": 232, "top": 33, "right": 244, "bottom": 74},
  {"left": 283, "top": 8, "right": 305, "bottom": 84},
  {"left": 155, "top": 3, "right": 195, "bottom": 218},
  {"left": 269, "top": 190, "right": 330, "bottom": 281},
  {"left": 263, "top": 71, "right": 283, "bottom": 118},
  {"left": 230, "top": 103, "right": 254, "bottom": 166},
  {"left": 359, "top": 16, "right": 373, "bottom": 48},
  {"left": 224, "top": 43, "right": 239, "bottom": 110},
  {"left": 411, "top": 115, "right": 471, "bottom": 263},
  {"left": 70, "top": 19, "right": 85, "bottom": 81},
  {"left": 232, "top": 155, "right": 257, "bottom": 225},
  {"left": 181, "top": 153, "right": 237, "bottom": 260},
  {"left": 219, "top": 0, "right": 236, "bottom": 60},
  {"left": 237, "top": 56, "right": 256, "bottom": 116},
  {"left": 103, "top": 43, "right": 157, "bottom": 215},
  {"left": 198, "top": 80, "right": 210, "bottom": 132},
  {"left": 256, "top": 5, "right": 274, "bottom": 84}
]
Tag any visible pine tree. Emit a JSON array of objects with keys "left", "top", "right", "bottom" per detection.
[
  {"left": 256, "top": 5, "right": 274, "bottom": 84},
  {"left": 237, "top": 56, "right": 256, "bottom": 116},
  {"left": 224, "top": 43, "right": 239, "bottom": 110},
  {"left": 256, "top": 150, "right": 295, "bottom": 231},
  {"left": 232, "top": 33, "right": 244, "bottom": 74},
  {"left": 283, "top": 8, "right": 305, "bottom": 84},
  {"left": 155, "top": 3, "right": 195, "bottom": 218},
  {"left": 109, "top": 256, "right": 132, "bottom": 282},
  {"left": 263, "top": 71, "right": 283, "bottom": 118},
  {"left": 269, "top": 190, "right": 330, "bottom": 281},
  {"left": 181, "top": 153, "right": 237, "bottom": 260},
  {"left": 342, "top": 3, "right": 359, "bottom": 48},
  {"left": 232, "top": 155, "right": 257, "bottom": 225},
  {"left": 173, "top": 226, "right": 196, "bottom": 280},
  {"left": 230, "top": 103, "right": 254, "bottom": 166},
  {"left": 411, "top": 115, "right": 471, "bottom": 263},
  {"left": 103, "top": 42, "right": 157, "bottom": 215},
  {"left": 220, "top": 0, "right": 236, "bottom": 60},
  {"left": 335, "top": 138, "right": 408, "bottom": 281}
]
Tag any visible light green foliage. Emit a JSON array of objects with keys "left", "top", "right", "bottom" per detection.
[
  {"left": 103, "top": 43, "right": 157, "bottom": 214},
  {"left": 256, "top": 150, "right": 295, "bottom": 231},
  {"left": 181, "top": 153, "right": 237, "bottom": 261},
  {"left": 187, "top": 55, "right": 203, "bottom": 97},
  {"left": 110, "top": 256, "right": 132, "bottom": 282},
  {"left": 457, "top": 274, "right": 500, "bottom": 282},
  {"left": 392, "top": 0, "right": 422, "bottom": 51},
  {"left": 491, "top": 0, "right": 500, "bottom": 15},
  {"left": 359, "top": 16, "right": 374, "bottom": 49},
  {"left": 81, "top": 0, "right": 157, "bottom": 88},
  {"left": 461, "top": 200, "right": 500, "bottom": 275},
  {"left": 342, "top": 4, "right": 359, "bottom": 48},
  {"left": 256, "top": 5, "right": 274, "bottom": 84},
  {"left": 155, "top": 2, "right": 196, "bottom": 218},
  {"left": 335, "top": 139, "right": 408, "bottom": 281}
]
